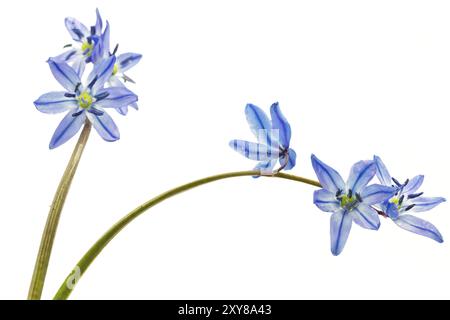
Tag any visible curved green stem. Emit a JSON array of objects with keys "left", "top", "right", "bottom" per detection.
[
  {"left": 53, "top": 171, "right": 321, "bottom": 300},
  {"left": 28, "top": 121, "right": 92, "bottom": 300}
]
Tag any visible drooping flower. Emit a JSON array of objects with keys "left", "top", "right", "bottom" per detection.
[
  {"left": 311, "top": 155, "right": 395, "bottom": 256},
  {"left": 97, "top": 21, "right": 142, "bottom": 115},
  {"left": 53, "top": 9, "right": 105, "bottom": 77},
  {"left": 34, "top": 56, "right": 138, "bottom": 149},
  {"left": 229, "top": 103, "right": 297, "bottom": 175},
  {"left": 374, "top": 155, "right": 446, "bottom": 243}
]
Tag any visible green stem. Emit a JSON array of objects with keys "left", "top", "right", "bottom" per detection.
[
  {"left": 28, "top": 121, "right": 92, "bottom": 300},
  {"left": 53, "top": 171, "right": 320, "bottom": 300}
]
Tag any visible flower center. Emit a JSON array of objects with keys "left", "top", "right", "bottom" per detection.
[
  {"left": 78, "top": 91, "right": 93, "bottom": 109},
  {"left": 81, "top": 41, "right": 94, "bottom": 57},
  {"left": 112, "top": 63, "right": 119, "bottom": 76},
  {"left": 340, "top": 195, "right": 357, "bottom": 210}
]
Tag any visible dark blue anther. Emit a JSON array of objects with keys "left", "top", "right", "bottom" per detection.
[
  {"left": 87, "top": 76, "right": 98, "bottom": 90},
  {"left": 88, "top": 108, "right": 104, "bottom": 116},
  {"left": 91, "top": 26, "right": 96, "bottom": 35},
  {"left": 112, "top": 44, "right": 119, "bottom": 56},
  {"left": 336, "top": 189, "right": 343, "bottom": 198},
  {"left": 348, "top": 189, "right": 353, "bottom": 198},
  {"left": 355, "top": 193, "right": 363, "bottom": 203},
  {"left": 404, "top": 179, "right": 410, "bottom": 186},
  {"left": 63, "top": 44, "right": 73, "bottom": 49},
  {"left": 64, "top": 93, "right": 76, "bottom": 98},
  {"left": 392, "top": 178, "right": 402, "bottom": 187},
  {"left": 75, "top": 82, "right": 82, "bottom": 94},
  {"left": 95, "top": 92, "right": 110, "bottom": 101},
  {"left": 399, "top": 195, "right": 405, "bottom": 206},
  {"left": 405, "top": 204, "right": 416, "bottom": 212},
  {"left": 408, "top": 192, "right": 424, "bottom": 199},
  {"left": 72, "top": 110, "right": 84, "bottom": 117}
]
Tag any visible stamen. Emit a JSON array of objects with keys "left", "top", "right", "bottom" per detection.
[
  {"left": 399, "top": 195, "right": 405, "bottom": 206},
  {"left": 64, "top": 93, "right": 76, "bottom": 98},
  {"left": 74, "top": 82, "right": 82, "bottom": 94},
  {"left": 404, "top": 179, "right": 410, "bottom": 186},
  {"left": 63, "top": 44, "right": 73, "bottom": 48},
  {"left": 336, "top": 189, "right": 343, "bottom": 198},
  {"left": 122, "top": 74, "right": 136, "bottom": 84},
  {"left": 405, "top": 204, "right": 416, "bottom": 212},
  {"left": 408, "top": 192, "right": 424, "bottom": 199},
  {"left": 65, "top": 50, "right": 76, "bottom": 61},
  {"left": 91, "top": 26, "right": 96, "bottom": 35},
  {"left": 95, "top": 92, "right": 110, "bottom": 101},
  {"left": 72, "top": 110, "right": 84, "bottom": 117},
  {"left": 392, "top": 178, "right": 402, "bottom": 187},
  {"left": 112, "top": 44, "right": 119, "bottom": 56},
  {"left": 87, "top": 76, "right": 98, "bottom": 90},
  {"left": 88, "top": 108, "right": 104, "bottom": 116},
  {"left": 355, "top": 193, "right": 362, "bottom": 203},
  {"left": 348, "top": 189, "right": 353, "bottom": 198}
]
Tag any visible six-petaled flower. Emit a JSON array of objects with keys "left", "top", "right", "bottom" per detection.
[
  {"left": 311, "top": 155, "right": 396, "bottom": 256},
  {"left": 229, "top": 103, "right": 297, "bottom": 175},
  {"left": 374, "top": 156, "right": 446, "bottom": 243}
]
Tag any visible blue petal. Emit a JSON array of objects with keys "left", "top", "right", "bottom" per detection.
[
  {"left": 410, "top": 197, "right": 446, "bottom": 212},
  {"left": 49, "top": 111, "right": 86, "bottom": 149},
  {"left": 361, "top": 184, "right": 395, "bottom": 205},
  {"left": 87, "top": 55, "right": 116, "bottom": 93},
  {"left": 386, "top": 202, "right": 399, "bottom": 220},
  {"left": 270, "top": 102, "right": 291, "bottom": 149},
  {"left": 72, "top": 57, "right": 86, "bottom": 78},
  {"left": 245, "top": 104, "right": 272, "bottom": 145},
  {"left": 311, "top": 154, "right": 345, "bottom": 194},
  {"left": 347, "top": 160, "right": 376, "bottom": 194},
  {"left": 229, "top": 140, "right": 279, "bottom": 161},
  {"left": 94, "top": 87, "right": 138, "bottom": 109},
  {"left": 99, "top": 21, "right": 110, "bottom": 58},
  {"left": 47, "top": 59, "right": 81, "bottom": 93},
  {"left": 118, "top": 53, "right": 142, "bottom": 72},
  {"left": 402, "top": 175, "right": 424, "bottom": 195},
  {"left": 279, "top": 148, "right": 297, "bottom": 171},
  {"left": 394, "top": 214, "right": 443, "bottom": 243},
  {"left": 65, "top": 17, "right": 89, "bottom": 42},
  {"left": 351, "top": 204, "right": 380, "bottom": 230},
  {"left": 330, "top": 211, "right": 353, "bottom": 256},
  {"left": 34, "top": 92, "right": 78, "bottom": 114},
  {"left": 95, "top": 8, "right": 103, "bottom": 35},
  {"left": 53, "top": 49, "right": 79, "bottom": 63},
  {"left": 87, "top": 111, "right": 120, "bottom": 142},
  {"left": 374, "top": 155, "right": 392, "bottom": 186},
  {"left": 314, "top": 189, "right": 340, "bottom": 212}
]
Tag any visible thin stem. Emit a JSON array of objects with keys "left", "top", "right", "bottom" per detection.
[
  {"left": 28, "top": 121, "right": 92, "bottom": 300},
  {"left": 53, "top": 171, "right": 320, "bottom": 300}
]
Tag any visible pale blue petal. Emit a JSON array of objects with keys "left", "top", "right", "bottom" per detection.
[
  {"left": 394, "top": 214, "right": 443, "bottom": 243},
  {"left": 386, "top": 202, "right": 399, "bottom": 220},
  {"left": 87, "top": 55, "right": 116, "bottom": 93},
  {"left": 95, "top": 8, "right": 103, "bottom": 35},
  {"left": 402, "top": 175, "right": 424, "bottom": 195},
  {"left": 311, "top": 154, "right": 345, "bottom": 194},
  {"left": 94, "top": 87, "right": 138, "bottom": 109},
  {"left": 410, "top": 197, "right": 446, "bottom": 212},
  {"left": 229, "top": 140, "right": 278, "bottom": 161},
  {"left": 330, "top": 211, "right": 353, "bottom": 256},
  {"left": 118, "top": 53, "right": 142, "bottom": 72},
  {"left": 361, "top": 184, "right": 395, "bottom": 205},
  {"left": 374, "top": 155, "right": 392, "bottom": 186},
  {"left": 116, "top": 107, "right": 128, "bottom": 116},
  {"left": 279, "top": 149, "right": 297, "bottom": 171},
  {"left": 34, "top": 92, "right": 78, "bottom": 114},
  {"left": 100, "top": 21, "right": 110, "bottom": 58},
  {"left": 49, "top": 111, "right": 86, "bottom": 149},
  {"left": 72, "top": 57, "right": 86, "bottom": 78},
  {"left": 351, "top": 204, "right": 380, "bottom": 230},
  {"left": 47, "top": 59, "right": 81, "bottom": 93},
  {"left": 270, "top": 102, "right": 291, "bottom": 149},
  {"left": 53, "top": 49, "right": 78, "bottom": 63},
  {"left": 65, "top": 17, "right": 89, "bottom": 42},
  {"left": 347, "top": 160, "right": 376, "bottom": 194},
  {"left": 245, "top": 104, "right": 272, "bottom": 145},
  {"left": 87, "top": 111, "right": 120, "bottom": 142},
  {"left": 314, "top": 189, "right": 340, "bottom": 213}
]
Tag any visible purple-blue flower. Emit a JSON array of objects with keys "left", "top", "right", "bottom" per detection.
[
  {"left": 311, "top": 155, "right": 395, "bottom": 256},
  {"left": 229, "top": 103, "right": 297, "bottom": 175},
  {"left": 374, "top": 156, "right": 446, "bottom": 243},
  {"left": 34, "top": 56, "right": 138, "bottom": 149},
  {"left": 53, "top": 9, "right": 105, "bottom": 77}
]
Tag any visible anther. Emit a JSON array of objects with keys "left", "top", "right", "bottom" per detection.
[
  {"left": 112, "top": 44, "right": 119, "bottom": 56},
  {"left": 88, "top": 108, "right": 104, "bottom": 116},
  {"left": 87, "top": 76, "right": 98, "bottom": 90},
  {"left": 63, "top": 44, "right": 73, "bottom": 48},
  {"left": 91, "top": 26, "right": 96, "bottom": 35},
  {"left": 392, "top": 178, "right": 402, "bottom": 187},
  {"left": 404, "top": 179, "right": 410, "bottom": 186},
  {"left": 74, "top": 82, "right": 82, "bottom": 94},
  {"left": 399, "top": 195, "right": 405, "bottom": 206},
  {"left": 72, "top": 110, "right": 83, "bottom": 117},
  {"left": 408, "top": 192, "right": 424, "bottom": 199},
  {"left": 348, "top": 189, "right": 353, "bottom": 198},
  {"left": 405, "top": 204, "right": 416, "bottom": 212},
  {"left": 95, "top": 92, "right": 110, "bottom": 101},
  {"left": 355, "top": 193, "right": 363, "bottom": 202},
  {"left": 64, "top": 93, "right": 76, "bottom": 98}
]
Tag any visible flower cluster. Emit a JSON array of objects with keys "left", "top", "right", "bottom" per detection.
[
  {"left": 230, "top": 103, "right": 446, "bottom": 256},
  {"left": 34, "top": 9, "right": 142, "bottom": 149}
]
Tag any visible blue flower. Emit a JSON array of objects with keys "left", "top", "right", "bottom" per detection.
[
  {"left": 98, "top": 22, "right": 142, "bottom": 115},
  {"left": 53, "top": 9, "right": 105, "bottom": 77},
  {"left": 374, "top": 156, "right": 446, "bottom": 243},
  {"left": 229, "top": 103, "right": 297, "bottom": 175},
  {"left": 311, "top": 155, "right": 396, "bottom": 256},
  {"left": 34, "top": 56, "right": 138, "bottom": 149}
]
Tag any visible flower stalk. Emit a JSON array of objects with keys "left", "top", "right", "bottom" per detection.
[
  {"left": 53, "top": 171, "right": 320, "bottom": 300},
  {"left": 28, "top": 121, "right": 92, "bottom": 300}
]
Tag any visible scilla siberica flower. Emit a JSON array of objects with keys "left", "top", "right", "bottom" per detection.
[
  {"left": 34, "top": 56, "right": 138, "bottom": 149},
  {"left": 54, "top": 9, "right": 105, "bottom": 77},
  {"left": 374, "top": 156, "right": 446, "bottom": 243},
  {"left": 98, "top": 20, "right": 142, "bottom": 115},
  {"left": 311, "top": 155, "right": 396, "bottom": 256},
  {"left": 229, "top": 103, "right": 297, "bottom": 175}
]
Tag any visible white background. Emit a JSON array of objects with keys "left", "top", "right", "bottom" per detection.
[{"left": 0, "top": 0, "right": 449, "bottom": 300}]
